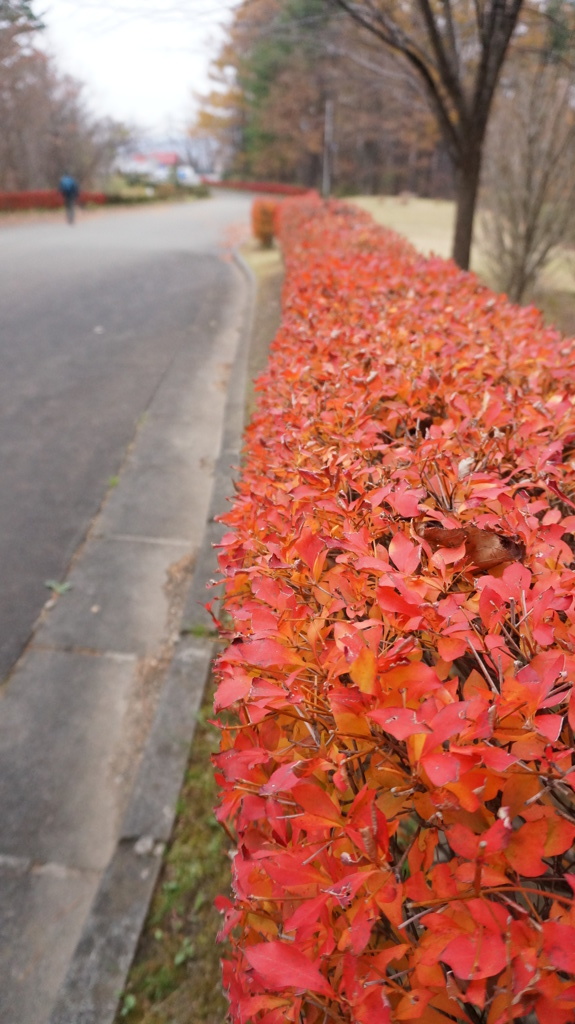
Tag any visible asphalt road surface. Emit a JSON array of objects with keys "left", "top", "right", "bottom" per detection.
[{"left": 0, "top": 192, "right": 251, "bottom": 684}]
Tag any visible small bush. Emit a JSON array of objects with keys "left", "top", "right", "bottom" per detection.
[
  {"left": 251, "top": 197, "right": 279, "bottom": 248},
  {"left": 104, "top": 186, "right": 155, "bottom": 204}
]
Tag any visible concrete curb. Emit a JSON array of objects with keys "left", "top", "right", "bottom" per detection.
[{"left": 48, "top": 251, "right": 256, "bottom": 1024}]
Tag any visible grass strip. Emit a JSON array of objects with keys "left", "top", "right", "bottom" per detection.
[{"left": 114, "top": 681, "right": 230, "bottom": 1024}]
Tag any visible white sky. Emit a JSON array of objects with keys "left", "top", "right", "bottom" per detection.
[{"left": 41, "top": 0, "right": 236, "bottom": 136}]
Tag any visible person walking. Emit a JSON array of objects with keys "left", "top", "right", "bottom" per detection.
[{"left": 58, "top": 174, "right": 79, "bottom": 224}]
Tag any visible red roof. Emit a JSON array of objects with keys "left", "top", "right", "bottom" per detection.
[{"left": 147, "top": 151, "right": 180, "bottom": 166}]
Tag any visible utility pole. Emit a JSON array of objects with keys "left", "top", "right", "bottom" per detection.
[{"left": 322, "top": 97, "right": 334, "bottom": 198}]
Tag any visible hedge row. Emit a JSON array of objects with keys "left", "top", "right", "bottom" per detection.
[
  {"left": 215, "top": 194, "right": 575, "bottom": 1023},
  {"left": 0, "top": 189, "right": 107, "bottom": 211}
]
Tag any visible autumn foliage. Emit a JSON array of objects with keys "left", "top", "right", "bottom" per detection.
[
  {"left": 214, "top": 193, "right": 575, "bottom": 1023},
  {"left": 251, "top": 197, "right": 280, "bottom": 248},
  {"left": 0, "top": 189, "right": 107, "bottom": 211}
]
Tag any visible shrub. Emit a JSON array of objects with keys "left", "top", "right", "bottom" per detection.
[
  {"left": 104, "top": 186, "right": 154, "bottom": 204},
  {"left": 251, "top": 197, "right": 279, "bottom": 248},
  {"left": 215, "top": 193, "right": 575, "bottom": 1023},
  {"left": 0, "top": 189, "right": 106, "bottom": 211}
]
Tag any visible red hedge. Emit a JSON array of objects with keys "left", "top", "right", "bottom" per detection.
[
  {"left": 0, "top": 190, "right": 107, "bottom": 211},
  {"left": 215, "top": 193, "right": 575, "bottom": 1023}
]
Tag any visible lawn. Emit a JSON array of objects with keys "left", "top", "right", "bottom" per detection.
[{"left": 113, "top": 682, "right": 230, "bottom": 1024}]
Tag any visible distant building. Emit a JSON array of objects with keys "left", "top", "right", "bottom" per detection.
[
  {"left": 114, "top": 137, "right": 221, "bottom": 184},
  {"left": 114, "top": 150, "right": 193, "bottom": 184}
]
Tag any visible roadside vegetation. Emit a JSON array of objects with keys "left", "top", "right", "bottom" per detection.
[
  {"left": 113, "top": 180, "right": 574, "bottom": 1023},
  {"left": 216, "top": 190, "right": 575, "bottom": 1024},
  {"left": 351, "top": 194, "right": 575, "bottom": 338}
]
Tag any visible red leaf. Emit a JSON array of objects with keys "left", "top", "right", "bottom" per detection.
[
  {"left": 441, "top": 930, "right": 507, "bottom": 980},
  {"left": 214, "top": 671, "right": 252, "bottom": 710},
  {"left": 368, "top": 706, "right": 430, "bottom": 740},
  {"left": 260, "top": 761, "right": 303, "bottom": 796},
  {"left": 293, "top": 528, "right": 325, "bottom": 570},
  {"left": 395, "top": 989, "right": 434, "bottom": 1020},
  {"left": 228, "top": 638, "right": 294, "bottom": 667},
  {"left": 437, "top": 636, "right": 467, "bottom": 661},
  {"left": 245, "top": 941, "right": 334, "bottom": 997},
  {"left": 421, "top": 751, "right": 460, "bottom": 785},
  {"left": 387, "top": 488, "right": 423, "bottom": 517},
  {"left": 534, "top": 713, "right": 563, "bottom": 741},
  {"left": 389, "top": 532, "right": 421, "bottom": 574},
  {"left": 381, "top": 662, "right": 443, "bottom": 698},
  {"left": 543, "top": 922, "right": 575, "bottom": 973},
  {"left": 544, "top": 814, "right": 575, "bottom": 856},
  {"left": 377, "top": 587, "right": 423, "bottom": 621},
  {"left": 446, "top": 823, "right": 479, "bottom": 859},
  {"left": 284, "top": 894, "right": 329, "bottom": 932},
  {"left": 293, "top": 781, "right": 342, "bottom": 823},
  {"left": 431, "top": 541, "right": 467, "bottom": 568},
  {"left": 421, "top": 701, "right": 470, "bottom": 754},
  {"left": 481, "top": 746, "right": 518, "bottom": 771},
  {"left": 505, "top": 819, "right": 548, "bottom": 877}
]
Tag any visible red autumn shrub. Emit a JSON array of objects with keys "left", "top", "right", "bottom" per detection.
[
  {"left": 214, "top": 193, "right": 575, "bottom": 1024},
  {"left": 0, "top": 190, "right": 107, "bottom": 211},
  {"left": 251, "top": 197, "right": 280, "bottom": 248}
]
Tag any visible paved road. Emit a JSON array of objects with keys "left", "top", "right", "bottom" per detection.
[
  {"left": 0, "top": 193, "right": 250, "bottom": 682},
  {"left": 0, "top": 192, "right": 254, "bottom": 1023}
]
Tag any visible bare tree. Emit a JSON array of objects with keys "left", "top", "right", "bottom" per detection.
[
  {"left": 480, "top": 60, "right": 575, "bottom": 302},
  {"left": 323, "top": 0, "right": 527, "bottom": 269},
  {"left": 0, "top": 41, "right": 130, "bottom": 190}
]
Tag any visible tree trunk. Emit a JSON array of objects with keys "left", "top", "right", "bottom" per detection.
[{"left": 452, "top": 151, "right": 482, "bottom": 270}]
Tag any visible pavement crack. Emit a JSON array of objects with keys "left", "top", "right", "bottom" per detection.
[
  {"left": 0, "top": 853, "right": 100, "bottom": 881},
  {"left": 103, "top": 533, "right": 194, "bottom": 548}
]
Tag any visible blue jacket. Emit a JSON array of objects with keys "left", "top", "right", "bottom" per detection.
[{"left": 59, "top": 175, "right": 79, "bottom": 199}]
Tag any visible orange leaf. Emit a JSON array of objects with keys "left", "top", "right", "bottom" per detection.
[
  {"left": 505, "top": 819, "right": 548, "bottom": 877},
  {"left": 349, "top": 647, "right": 378, "bottom": 694}
]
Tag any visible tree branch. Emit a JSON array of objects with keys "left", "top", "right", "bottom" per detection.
[
  {"left": 326, "top": 0, "right": 462, "bottom": 159},
  {"left": 418, "top": 0, "right": 468, "bottom": 123},
  {"left": 471, "top": 0, "right": 525, "bottom": 132}
]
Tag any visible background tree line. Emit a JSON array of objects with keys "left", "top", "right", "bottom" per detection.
[
  {"left": 0, "top": 1, "right": 129, "bottom": 191},
  {"left": 193, "top": 0, "right": 575, "bottom": 298},
  {"left": 194, "top": 0, "right": 454, "bottom": 200}
]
